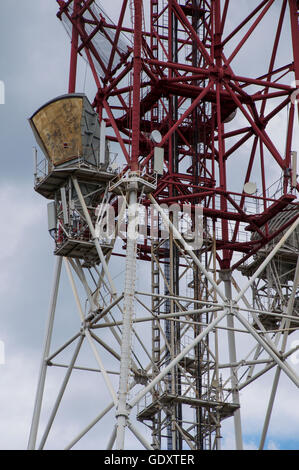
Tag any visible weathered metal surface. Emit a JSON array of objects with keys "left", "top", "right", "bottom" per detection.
[{"left": 31, "top": 96, "right": 83, "bottom": 165}]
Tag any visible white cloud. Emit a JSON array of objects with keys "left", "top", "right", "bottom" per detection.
[
  {"left": 0, "top": 184, "right": 44, "bottom": 259},
  {"left": 267, "top": 440, "right": 280, "bottom": 450}
]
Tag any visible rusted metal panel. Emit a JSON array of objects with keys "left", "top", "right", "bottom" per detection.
[{"left": 31, "top": 96, "right": 83, "bottom": 166}]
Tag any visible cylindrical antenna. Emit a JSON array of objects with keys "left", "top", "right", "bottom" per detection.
[
  {"left": 291, "top": 151, "right": 297, "bottom": 188},
  {"left": 33, "top": 146, "right": 38, "bottom": 182}
]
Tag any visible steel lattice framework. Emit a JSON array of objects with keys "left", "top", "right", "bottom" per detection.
[{"left": 28, "top": 0, "right": 299, "bottom": 450}]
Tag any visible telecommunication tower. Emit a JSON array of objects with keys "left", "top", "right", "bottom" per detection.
[{"left": 28, "top": 0, "right": 299, "bottom": 450}]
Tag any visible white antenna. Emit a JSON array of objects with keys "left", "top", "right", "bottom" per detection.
[
  {"left": 33, "top": 147, "right": 38, "bottom": 180},
  {"left": 100, "top": 120, "right": 107, "bottom": 165},
  {"left": 291, "top": 151, "right": 297, "bottom": 188}
]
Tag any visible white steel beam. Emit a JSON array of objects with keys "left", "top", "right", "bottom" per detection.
[
  {"left": 129, "top": 309, "right": 228, "bottom": 409},
  {"left": 64, "top": 257, "right": 118, "bottom": 405},
  {"left": 149, "top": 194, "right": 227, "bottom": 302},
  {"left": 234, "top": 311, "right": 299, "bottom": 387},
  {"left": 223, "top": 275, "right": 243, "bottom": 450},
  {"left": 127, "top": 420, "right": 154, "bottom": 450},
  {"left": 235, "top": 216, "right": 299, "bottom": 303},
  {"left": 38, "top": 336, "right": 84, "bottom": 449},
  {"left": 259, "top": 256, "right": 299, "bottom": 449},
  {"left": 115, "top": 183, "right": 138, "bottom": 450},
  {"left": 72, "top": 176, "right": 118, "bottom": 296},
  {"left": 65, "top": 402, "right": 114, "bottom": 450},
  {"left": 28, "top": 256, "right": 62, "bottom": 450}
]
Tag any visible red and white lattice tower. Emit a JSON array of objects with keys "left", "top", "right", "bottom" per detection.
[{"left": 28, "top": 0, "right": 299, "bottom": 450}]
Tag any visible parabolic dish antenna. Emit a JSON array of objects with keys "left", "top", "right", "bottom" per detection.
[
  {"left": 150, "top": 129, "right": 163, "bottom": 144},
  {"left": 243, "top": 182, "right": 257, "bottom": 195}
]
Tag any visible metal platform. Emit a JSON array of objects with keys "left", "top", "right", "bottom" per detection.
[
  {"left": 35, "top": 164, "right": 115, "bottom": 199},
  {"left": 108, "top": 172, "right": 157, "bottom": 194},
  {"left": 252, "top": 297, "right": 299, "bottom": 333},
  {"left": 54, "top": 238, "right": 112, "bottom": 266},
  {"left": 240, "top": 251, "right": 299, "bottom": 282},
  {"left": 137, "top": 392, "right": 239, "bottom": 422}
]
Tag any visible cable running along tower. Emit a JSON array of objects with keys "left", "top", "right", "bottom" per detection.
[{"left": 28, "top": 0, "right": 299, "bottom": 450}]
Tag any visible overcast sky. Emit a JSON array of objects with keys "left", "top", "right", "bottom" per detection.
[{"left": 0, "top": 0, "right": 298, "bottom": 451}]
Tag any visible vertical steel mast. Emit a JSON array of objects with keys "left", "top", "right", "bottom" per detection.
[{"left": 28, "top": 0, "right": 299, "bottom": 450}]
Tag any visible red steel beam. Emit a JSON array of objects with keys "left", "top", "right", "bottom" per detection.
[
  {"left": 131, "top": 0, "right": 143, "bottom": 171},
  {"left": 59, "top": 0, "right": 299, "bottom": 268},
  {"left": 68, "top": 0, "right": 81, "bottom": 93}
]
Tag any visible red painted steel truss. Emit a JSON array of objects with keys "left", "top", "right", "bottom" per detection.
[{"left": 57, "top": 0, "right": 299, "bottom": 269}]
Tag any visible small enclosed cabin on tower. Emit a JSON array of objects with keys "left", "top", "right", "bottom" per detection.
[
  {"left": 30, "top": 93, "right": 109, "bottom": 169},
  {"left": 30, "top": 93, "right": 113, "bottom": 200}
]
